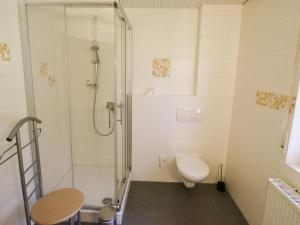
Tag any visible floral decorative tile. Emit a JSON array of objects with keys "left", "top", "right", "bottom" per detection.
[
  {"left": 256, "top": 91, "right": 291, "bottom": 111},
  {"left": 40, "top": 63, "right": 48, "bottom": 76},
  {"left": 289, "top": 96, "right": 297, "bottom": 114},
  {"left": 0, "top": 42, "right": 11, "bottom": 61},
  {"left": 152, "top": 58, "right": 170, "bottom": 77},
  {"left": 48, "top": 74, "right": 56, "bottom": 86}
]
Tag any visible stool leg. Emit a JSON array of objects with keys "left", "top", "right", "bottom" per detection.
[
  {"left": 77, "top": 211, "right": 81, "bottom": 225},
  {"left": 69, "top": 217, "right": 73, "bottom": 225}
]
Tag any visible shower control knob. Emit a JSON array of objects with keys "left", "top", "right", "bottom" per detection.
[
  {"left": 106, "top": 102, "right": 115, "bottom": 111},
  {"left": 86, "top": 79, "right": 97, "bottom": 88}
]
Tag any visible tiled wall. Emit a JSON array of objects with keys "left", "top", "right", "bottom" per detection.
[
  {"left": 225, "top": 0, "right": 300, "bottom": 224},
  {"left": 197, "top": 5, "right": 241, "bottom": 97},
  {"left": 0, "top": 1, "right": 30, "bottom": 225},
  {"left": 130, "top": 6, "right": 242, "bottom": 183},
  {"left": 126, "top": 8, "right": 199, "bottom": 95}
]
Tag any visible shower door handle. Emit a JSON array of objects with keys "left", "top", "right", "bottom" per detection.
[{"left": 116, "top": 103, "right": 123, "bottom": 125}]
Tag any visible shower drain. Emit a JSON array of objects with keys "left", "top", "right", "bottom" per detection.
[{"left": 102, "top": 197, "right": 113, "bottom": 206}]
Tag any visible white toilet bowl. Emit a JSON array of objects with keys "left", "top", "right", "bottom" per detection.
[{"left": 176, "top": 155, "right": 209, "bottom": 188}]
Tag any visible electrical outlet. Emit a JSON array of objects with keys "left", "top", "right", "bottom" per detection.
[{"left": 159, "top": 154, "right": 168, "bottom": 168}]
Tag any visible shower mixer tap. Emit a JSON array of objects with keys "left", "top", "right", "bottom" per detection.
[
  {"left": 106, "top": 102, "right": 115, "bottom": 129},
  {"left": 86, "top": 79, "right": 97, "bottom": 88},
  {"left": 106, "top": 102, "right": 115, "bottom": 111},
  {"left": 91, "top": 59, "right": 98, "bottom": 64}
]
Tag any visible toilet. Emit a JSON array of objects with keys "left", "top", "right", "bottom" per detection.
[{"left": 176, "top": 155, "right": 209, "bottom": 188}]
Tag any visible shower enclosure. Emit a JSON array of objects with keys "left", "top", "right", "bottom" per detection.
[{"left": 22, "top": 0, "right": 132, "bottom": 222}]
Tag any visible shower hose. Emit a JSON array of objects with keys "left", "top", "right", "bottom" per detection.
[{"left": 92, "top": 63, "right": 114, "bottom": 136}]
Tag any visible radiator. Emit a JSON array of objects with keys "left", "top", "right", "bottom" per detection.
[{"left": 263, "top": 178, "right": 300, "bottom": 225}]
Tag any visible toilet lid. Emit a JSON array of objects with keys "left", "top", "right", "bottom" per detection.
[{"left": 176, "top": 157, "right": 209, "bottom": 181}]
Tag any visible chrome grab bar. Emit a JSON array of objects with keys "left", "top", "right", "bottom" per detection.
[{"left": 116, "top": 102, "right": 123, "bottom": 125}]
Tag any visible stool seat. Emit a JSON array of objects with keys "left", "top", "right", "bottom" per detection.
[{"left": 31, "top": 188, "right": 84, "bottom": 225}]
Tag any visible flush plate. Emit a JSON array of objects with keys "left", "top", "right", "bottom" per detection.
[{"left": 176, "top": 107, "right": 202, "bottom": 122}]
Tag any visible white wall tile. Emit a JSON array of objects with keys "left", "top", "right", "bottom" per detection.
[
  {"left": 211, "top": 37, "right": 240, "bottom": 58},
  {"left": 127, "top": 8, "right": 199, "bottom": 95},
  {"left": 170, "top": 59, "right": 196, "bottom": 78},
  {"left": 214, "top": 15, "right": 241, "bottom": 35},
  {"left": 226, "top": 0, "right": 300, "bottom": 225},
  {"left": 171, "top": 38, "right": 197, "bottom": 58},
  {"left": 197, "top": 58, "right": 211, "bottom": 76},
  {"left": 198, "top": 37, "right": 212, "bottom": 58},
  {"left": 0, "top": 1, "right": 31, "bottom": 225},
  {"left": 130, "top": 5, "right": 242, "bottom": 183},
  {"left": 209, "top": 58, "right": 238, "bottom": 76}
]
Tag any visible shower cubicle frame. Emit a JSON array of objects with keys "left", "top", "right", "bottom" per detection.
[{"left": 18, "top": 0, "right": 133, "bottom": 221}]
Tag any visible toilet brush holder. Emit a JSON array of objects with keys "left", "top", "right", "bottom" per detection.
[
  {"left": 216, "top": 164, "right": 226, "bottom": 192},
  {"left": 217, "top": 180, "right": 226, "bottom": 192}
]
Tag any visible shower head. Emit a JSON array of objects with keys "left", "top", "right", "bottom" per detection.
[{"left": 91, "top": 43, "right": 100, "bottom": 64}]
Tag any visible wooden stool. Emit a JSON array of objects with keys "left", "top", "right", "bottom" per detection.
[{"left": 31, "top": 188, "right": 84, "bottom": 225}]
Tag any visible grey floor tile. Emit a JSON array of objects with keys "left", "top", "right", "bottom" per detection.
[
  {"left": 163, "top": 197, "right": 193, "bottom": 216},
  {"left": 192, "top": 198, "right": 219, "bottom": 217},
  {"left": 166, "top": 216, "right": 239, "bottom": 225},
  {"left": 210, "top": 217, "right": 239, "bottom": 225},
  {"left": 122, "top": 213, "right": 166, "bottom": 225},
  {"left": 128, "top": 181, "right": 139, "bottom": 197},
  {"left": 125, "top": 196, "right": 164, "bottom": 215},
  {"left": 234, "top": 218, "right": 249, "bottom": 225},
  {"left": 163, "top": 197, "right": 218, "bottom": 218},
  {"left": 166, "top": 215, "right": 198, "bottom": 225},
  {"left": 163, "top": 197, "right": 191, "bottom": 216},
  {"left": 122, "top": 181, "right": 248, "bottom": 225},
  {"left": 214, "top": 197, "right": 244, "bottom": 218},
  {"left": 137, "top": 182, "right": 185, "bottom": 197}
]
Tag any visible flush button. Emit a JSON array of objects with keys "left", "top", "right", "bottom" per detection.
[{"left": 176, "top": 107, "right": 202, "bottom": 122}]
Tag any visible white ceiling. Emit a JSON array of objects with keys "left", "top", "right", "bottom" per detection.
[{"left": 121, "top": 0, "right": 247, "bottom": 8}]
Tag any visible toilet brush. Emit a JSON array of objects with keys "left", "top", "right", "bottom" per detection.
[{"left": 217, "top": 164, "right": 226, "bottom": 192}]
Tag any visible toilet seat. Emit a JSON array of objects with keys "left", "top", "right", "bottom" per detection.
[{"left": 176, "top": 156, "right": 209, "bottom": 182}]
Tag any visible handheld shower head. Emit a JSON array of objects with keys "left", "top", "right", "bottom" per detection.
[{"left": 91, "top": 44, "right": 100, "bottom": 64}]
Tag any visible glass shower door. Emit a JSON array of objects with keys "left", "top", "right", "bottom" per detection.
[
  {"left": 26, "top": 5, "right": 73, "bottom": 195},
  {"left": 65, "top": 7, "right": 117, "bottom": 208},
  {"left": 115, "top": 11, "right": 131, "bottom": 204}
]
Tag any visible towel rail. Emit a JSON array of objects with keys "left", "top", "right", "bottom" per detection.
[
  {"left": 28, "top": 184, "right": 40, "bottom": 200},
  {"left": 0, "top": 116, "right": 43, "bottom": 225},
  {"left": 24, "top": 160, "right": 37, "bottom": 174},
  {"left": 0, "top": 150, "right": 17, "bottom": 165},
  {"left": 26, "top": 172, "right": 39, "bottom": 187},
  {"left": 6, "top": 116, "right": 41, "bottom": 142},
  {"left": 0, "top": 128, "right": 41, "bottom": 165},
  {"left": 0, "top": 143, "right": 16, "bottom": 164}
]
